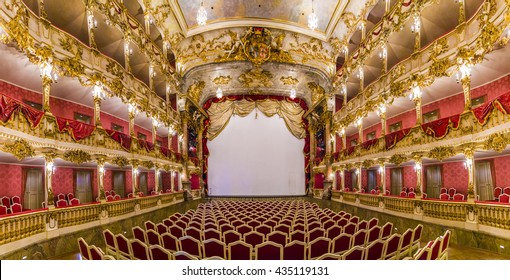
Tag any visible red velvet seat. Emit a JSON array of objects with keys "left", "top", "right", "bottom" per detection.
[
  {"left": 179, "top": 236, "right": 202, "bottom": 258},
  {"left": 69, "top": 198, "right": 80, "bottom": 206},
  {"left": 448, "top": 188, "right": 456, "bottom": 198},
  {"left": 290, "top": 230, "right": 306, "bottom": 243},
  {"left": 57, "top": 193, "right": 66, "bottom": 201},
  {"left": 228, "top": 240, "right": 252, "bottom": 260},
  {"left": 146, "top": 229, "right": 161, "bottom": 246},
  {"left": 308, "top": 237, "right": 331, "bottom": 259},
  {"left": 267, "top": 231, "right": 287, "bottom": 246},
  {"left": 358, "top": 220, "right": 368, "bottom": 231},
  {"left": 384, "top": 234, "right": 402, "bottom": 260},
  {"left": 204, "top": 228, "right": 221, "bottom": 241},
  {"left": 504, "top": 187, "right": 510, "bottom": 195},
  {"left": 185, "top": 227, "right": 203, "bottom": 241},
  {"left": 439, "top": 230, "right": 451, "bottom": 260},
  {"left": 56, "top": 199, "right": 68, "bottom": 207},
  {"left": 352, "top": 229, "right": 367, "bottom": 247},
  {"left": 149, "top": 244, "right": 173, "bottom": 260},
  {"left": 343, "top": 222, "right": 357, "bottom": 235},
  {"left": 220, "top": 224, "right": 234, "bottom": 233},
  {"left": 365, "top": 239, "right": 386, "bottom": 260},
  {"left": 274, "top": 224, "right": 290, "bottom": 235},
  {"left": 308, "top": 227, "right": 325, "bottom": 242},
  {"left": 168, "top": 225, "right": 184, "bottom": 239},
  {"left": 342, "top": 245, "right": 365, "bottom": 260},
  {"left": 236, "top": 225, "right": 253, "bottom": 237},
  {"left": 102, "top": 229, "right": 117, "bottom": 256},
  {"left": 381, "top": 222, "right": 393, "bottom": 239},
  {"left": 223, "top": 230, "right": 242, "bottom": 246},
  {"left": 326, "top": 225, "right": 342, "bottom": 240},
  {"left": 11, "top": 196, "right": 21, "bottom": 205},
  {"left": 332, "top": 233, "right": 352, "bottom": 254},
  {"left": 77, "top": 237, "right": 90, "bottom": 260},
  {"left": 156, "top": 223, "right": 168, "bottom": 235},
  {"left": 499, "top": 194, "right": 510, "bottom": 203},
  {"left": 115, "top": 234, "right": 131, "bottom": 259},
  {"left": 132, "top": 226, "right": 147, "bottom": 244},
  {"left": 144, "top": 221, "right": 156, "bottom": 231},
  {"left": 203, "top": 238, "right": 227, "bottom": 259},
  {"left": 161, "top": 233, "right": 179, "bottom": 252},
  {"left": 255, "top": 224, "right": 272, "bottom": 237},
  {"left": 174, "top": 251, "right": 199, "bottom": 260},
  {"left": 367, "top": 226, "right": 382, "bottom": 243},
  {"left": 255, "top": 241, "right": 283, "bottom": 260},
  {"left": 106, "top": 195, "right": 114, "bottom": 202}
]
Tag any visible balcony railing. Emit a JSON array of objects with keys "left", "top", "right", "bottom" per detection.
[{"left": 0, "top": 192, "right": 184, "bottom": 251}]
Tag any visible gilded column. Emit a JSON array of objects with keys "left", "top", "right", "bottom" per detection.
[
  {"left": 308, "top": 118, "right": 316, "bottom": 194},
  {"left": 461, "top": 75, "right": 472, "bottom": 112},
  {"left": 379, "top": 106, "right": 387, "bottom": 136},
  {"left": 97, "top": 157, "right": 106, "bottom": 202},
  {"left": 342, "top": 133, "right": 346, "bottom": 150},
  {"left": 154, "top": 164, "right": 160, "bottom": 194},
  {"left": 357, "top": 118, "right": 363, "bottom": 144},
  {"left": 324, "top": 112, "right": 333, "bottom": 199},
  {"left": 43, "top": 152, "right": 56, "bottom": 208},
  {"left": 93, "top": 96, "right": 102, "bottom": 127},
  {"left": 124, "top": 37, "right": 132, "bottom": 73},
  {"left": 412, "top": 12, "right": 421, "bottom": 52},
  {"left": 170, "top": 169, "right": 175, "bottom": 192},
  {"left": 181, "top": 114, "right": 191, "bottom": 198},
  {"left": 86, "top": 8, "right": 97, "bottom": 49},
  {"left": 131, "top": 160, "right": 139, "bottom": 197},
  {"left": 42, "top": 75, "right": 53, "bottom": 115},
  {"left": 357, "top": 164, "right": 362, "bottom": 192},
  {"left": 378, "top": 160, "right": 386, "bottom": 196},
  {"left": 465, "top": 148, "right": 476, "bottom": 202},
  {"left": 414, "top": 156, "right": 423, "bottom": 198},
  {"left": 152, "top": 119, "right": 158, "bottom": 144},
  {"left": 128, "top": 104, "right": 137, "bottom": 137},
  {"left": 340, "top": 168, "right": 345, "bottom": 191}
]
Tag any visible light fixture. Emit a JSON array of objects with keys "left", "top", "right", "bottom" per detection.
[
  {"left": 134, "top": 169, "right": 139, "bottom": 175},
  {"left": 87, "top": 10, "right": 98, "bottom": 30},
  {"left": 92, "top": 83, "right": 105, "bottom": 99},
  {"left": 379, "top": 46, "right": 387, "bottom": 60},
  {"left": 411, "top": 13, "right": 420, "bottom": 33},
  {"left": 340, "top": 83, "right": 347, "bottom": 96},
  {"left": 464, "top": 158, "right": 473, "bottom": 169},
  {"left": 307, "top": 0, "right": 319, "bottom": 31},
  {"left": 145, "top": 13, "right": 154, "bottom": 25},
  {"left": 378, "top": 166, "right": 384, "bottom": 173},
  {"left": 409, "top": 84, "right": 421, "bottom": 101},
  {"left": 39, "top": 60, "right": 58, "bottom": 82},
  {"left": 46, "top": 162, "right": 54, "bottom": 172},
  {"left": 340, "top": 127, "right": 345, "bottom": 136},
  {"left": 343, "top": 45, "right": 348, "bottom": 55},
  {"left": 99, "top": 166, "right": 105, "bottom": 173},
  {"left": 414, "top": 162, "right": 422, "bottom": 171},
  {"left": 356, "top": 67, "right": 364, "bottom": 80},
  {"left": 355, "top": 117, "right": 362, "bottom": 128},
  {"left": 149, "top": 64, "right": 156, "bottom": 78},
  {"left": 290, "top": 88, "right": 297, "bottom": 99},
  {"left": 358, "top": 21, "right": 365, "bottom": 31},
  {"left": 377, "top": 104, "right": 386, "bottom": 116},
  {"left": 163, "top": 40, "right": 170, "bottom": 50},
  {"left": 196, "top": 1, "right": 207, "bottom": 26},
  {"left": 152, "top": 118, "right": 160, "bottom": 127},
  {"left": 456, "top": 61, "right": 472, "bottom": 83},
  {"left": 124, "top": 41, "right": 133, "bottom": 56},
  {"left": 128, "top": 103, "right": 138, "bottom": 114},
  {"left": 216, "top": 87, "right": 223, "bottom": 98}
]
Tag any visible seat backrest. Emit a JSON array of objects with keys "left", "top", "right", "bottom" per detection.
[
  {"left": 440, "top": 188, "right": 447, "bottom": 194},
  {"left": 290, "top": 230, "right": 306, "bottom": 242},
  {"left": 352, "top": 229, "right": 367, "bottom": 247},
  {"left": 440, "top": 230, "right": 451, "bottom": 255},
  {"left": 365, "top": 239, "right": 386, "bottom": 260},
  {"left": 255, "top": 241, "right": 283, "bottom": 260},
  {"left": 308, "top": 237, "right": 331, "bottom": 259},
  {"left": 145, "top": 221, "right": 156, "bottom": 231},
  {"left": 504, "top": 187, "right": 510, "bottom": 195},
  {"left": 368, "top": 218, "right": 378, "bottom": 229},
  {"left": 161, "top": 233, "right": 179, "bottom": 252},
  {"left": 412, "top": 224, "right": 423, "bottom": 244},
  {"left": 342, "top": 245, "right": 365, "bottom": 260},
  {"left": 494, "top": 187, "right": 502, "bottom": 197},
  {"left": 115, "top": 234, "right": 131, "bottom": 258},
  {"left": 332, "top": 233, "right": 352, "bottom": 254},
  {"left": 146, "top": 229, "right": 161, "bottom": 246},
  {"left": 228, "top": 240, "right": 252, "bottom": 260},
  {"left": 429, "top": 238, "right": 442, "bottom": 260},
  {"left": 408, "top": 192, "right": 416, "bottom": 198},
  {"left": 57, "top": 193, "right": 66, "bottom": 201},
  {"left": 56, "top": 199, "right": 68, "bottom": 207},
  {"left": 204, "top": 228, "right": 221, "bottom": 241},
  {"left": 103, "top": 229, "right": 116, "bottom": 251},
  {"left": 173, "top": 251, "right": 199, "bottom": 260},
  {"left": 223, "top": 230, "right": 242, "bottom": 245},
  {"left": 69, "top": 198, "right": 80, "bottom": 206},
  {"left": 130, "top": 239, "right": 150, "bottom": 260},
  {"left": 439, "top": 193, "right": 450, "bottom": 200},
  {"left": 400, "top": 191, "right": 407, "bottom": 197},
  {"left": 169, "top": 225, "right": 184, "bottom": 238},
  {"left": 244, "top": 231, "right": 265, "bottom": 247},
  {"left": 267, "top": 231, "right": 287, "bottom": 246},
  {"left": 11, "top": 196, "right": 21, "bottom": 205},
  {"left": 106, "top": 195, "right": 114, "bottom": 202},
  {"left": 0, "top": 205, "right": 7, "bottom": 215},
  {"left": 401, "top": 229, "right": 414, "bottom": 249},
  {"left": 132, "top": 226, "right": 147, "bottom": 243},
  {"left": 202, "top": 238, "right": 226, "bottom": 259},
  {"left": 358, "top": 220, "right": 368, "bottom": 231},
  {"left": 179, "top": 236, "right": 202, "bottom": 258},
  {"left": 499, "top": 194, "right": 510, "bottom": 203},
  {"left": 448, "top": 188, "right": 456, "bottom": 197},
  {"left": 149, "top": 244, "right": 173, "bottom": 260},
  {"left": 385, "top": 234, "right": 402, "bottom": 256},
  {"left": 10, "top": 203, "right": 22, "bottom": 213},
  {"left": 185, "top": 227, "right": 202, "bottom": 241},
  {"left": 77, "top": 237, "right": 90, "bottom": 260},
  {"left": 343, "top": 222, "right": 357, "bottom": 235},
  {"left": 367, "top": 226, "right": 382, "bottom": 243},
  {"left": 326, "top": 225, "right": 342, "bottom": 239},
  {"left": 308, "top": 228, "right": 325, "bottom": 242}
]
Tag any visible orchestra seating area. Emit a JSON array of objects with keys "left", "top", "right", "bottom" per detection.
[{"left": 78, "top": 200, "right": 450, "bottom": 260}]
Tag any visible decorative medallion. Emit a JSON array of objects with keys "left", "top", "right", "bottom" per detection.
[
  {"left": 2, "top": 139, "right": 35, "bottom": 160},
  {"left": 238, "top": 68, "right": 273, "bottom": 88},
  {"left": 63, "top": 150, "right": 91, "bottom": 164},
  {"left": 212, "top": 75, "right": 232, "bottom": 86},
  {"left": 389, "top": 154, "right": 407, "bottom": 166},
  {"left": 428, "top": 146, "right": 455, "bottom": 161},
  {"left": 112, "top": 156, "right": 129, "bottom": 167},
  {"left": 362, "top": 159, "right": 374, "bottom": 169},
  {"left": 243, "top": 27, "right": 272, "bottom": 65},
  {"left": 484, "top": 133, "right": 508, "bottom": 152},
  {"left": 187, "top": 80, "right": 205, "bottom": 103},
  {"left": 308, "top": 82, "right": 326, "bottom": 104},
  {"left": 141, "top": 160, "right": 155, "bottom": 169}
]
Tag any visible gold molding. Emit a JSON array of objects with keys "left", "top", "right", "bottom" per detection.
[
  {"left": 428, "top": 146, "right": 455, "bottom": 161},
  {"left": 2, "top": 139, "right": 35, "bottom": 160},
  {"left": 63, "top": 150, "right": 91, "bottom": 164}
]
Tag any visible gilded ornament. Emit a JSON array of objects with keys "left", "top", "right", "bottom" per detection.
[
  {"left": 187, "top": 81, "right": 205, "bottom": 103},
  {"left": 362, "top": 160, "right": 374, "bottom": 169},
  {"left": 2, "top": 139, "right": 35, "bottom": 160},
  {"left": 141, "top": 160, "right": 155, "bottom": 169},
  {"left": 428, "top": 146, "right": 455, "bottom": 161},
  {"left": 308, "top": 82, "right": 326, "bottom": 104},
  {"left": 280, "top": 76, "right": 299, "bottom": 86},
  {"left": 63, "top": 150, "right": 91, "bottom": 164},
  {"left": 289, "top": 33, "right": 333, "bottom": 63},
  {"left": 130, "top": 159, "right": 140, "bottom": 168},
  {"left": 389, "top": 154, "right": 407, "bottom": 166},
  {"left": 484, "top": 133, "right": 508, "bottom": 152},
  {"left": 212, "top": 75, "right": 232, "bottom": 86},
  {"left": 238, "top": 68, "right": 273, "bottom": 88},
  {"left": 112, "top": 156, "right": 129, "bottom": 167}
]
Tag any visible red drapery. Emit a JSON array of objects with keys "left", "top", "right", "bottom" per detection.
[
  {"left": 138, "top": 139, "right": 155, "bottom": 152},
  {"left": 202, "top": 95, "right": 310, "bottom": 191},
  {"left": 361, "top": 138, "right": 378, "bottom": 150},
  {"left": 494, "top": 91, "right": 510, "bottom": 114},
  {"left": 472, "top": 101, "right": 494, "bottom": 125},
  {"left": 105, "top": 129, "right": 132, "bottom": 151},
  {"left": 345, "top": 146, "right": 356, "bottom": 156},
  {"left": 0, "top": 94, "right": 44, "bottom": 127},
  {"left": 421, "top": 114, "right": 460, "bottom": 139},
  {"left": 55, "top": 117, "right": 96, "bottom": 141},
  {"left": 385, "top": 128, "right": 411, "bottom": 150}
]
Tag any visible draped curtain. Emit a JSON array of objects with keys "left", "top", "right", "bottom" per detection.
[{"left": 206, "top": 98, "right": 306, "bottom": 140}]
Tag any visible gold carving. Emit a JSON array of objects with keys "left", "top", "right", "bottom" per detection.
[
  {"left": 2, "top": 139, "right": 35, "bottom": 160},
  {"left": 280, "top": 76, "right": 299, "bottom": 86},
  {"left": 212, "top": 75, "right": 232, "bottom": 86},
  {"left": 289, "top": 33, "right": 333, "bottom": 63},
  {"left": 112, "top": 156, "right": 129, "bottom": 167},
  {"left": 362, "top": 160, "right": 374, "bottom": 169},
  {"left": 141, "top": 160, "right": 155, "bottom": 169},
  {"left": 428, "top": 146, "right": 455, "bottom": 161},
  {"left": 187, "top": 81, "right": 205, "bottom": 103},
  {"left": 63, "top": 150, "right": 91, "bottom": 164},
  {"left": 389, "top": 154, "right": 407, "bottom": 166},
  {"left": 238, "top": 68, "right": 273, "bottom": 88},
  {"left": 484, "top": 133, "right": 508, "bottom": 152},
  {"left": 308, "top": 82, "right": 326, "bottom": 104}
]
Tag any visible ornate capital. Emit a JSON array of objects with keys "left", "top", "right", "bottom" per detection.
[
  {"left": 63, "top": 150, "right": 91, "bottom": 164},
  {"left": 428, "top": 146, "right": 455, "bottom": 161},
  {"left": 112, "top": 156, "right": 129, "bottom": 167},
  {"left": 130, "top": 159, "right": 140, "bottom": 168},
  {"left": 2, "top": 139, "right": 35, "bottom": 160},
  {"left": 484, "top": 133, "right": 509, "bottom": 152},
  {"left": 389, "top": 154, "right": 407, "bottom": 166}
]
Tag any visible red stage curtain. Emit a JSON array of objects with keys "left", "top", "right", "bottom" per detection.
[
  {"left": 20, "top": 105, "right": 44, "bottom": 127},
  {"left": 56, "top": 117, "right": 96, "bottom": 141},
  {"left": 105, "top": 129, "right": 132, "bottom": 151},
  {"left": 385, "top": 128, "right": 411, "bottom": 150}
]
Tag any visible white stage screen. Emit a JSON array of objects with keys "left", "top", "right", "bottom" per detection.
[{"left": 208, "top": 110, "right": 305, "bottom": 196}]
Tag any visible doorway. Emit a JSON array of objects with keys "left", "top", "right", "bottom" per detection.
[
  {"left": 139, "top": 172, "right": 148, "bottom": 195},
  {"left": 112, "top": 171, "right": 126, "bottom": 198},
  {"left": 75, "top": 170, "right": 93, "bottom": 203},
  {"left": 23, "top": 168, "right": 44, "bottom": 210},
  {"left": 367, "top": 170, "right": 377, "bottom": 191},
  {"left": 476, "top": 161, "right": 494, "bottom": 201},
  {"left": 390, "top": 168, "right": 403, "bottom": 195},
  {"left": 426, "top": 165, "right": 442, "bottom": 198}
]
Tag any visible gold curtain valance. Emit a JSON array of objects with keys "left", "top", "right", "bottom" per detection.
[{"left": 206, "top": 99, "right": 306, "bottom": 140}]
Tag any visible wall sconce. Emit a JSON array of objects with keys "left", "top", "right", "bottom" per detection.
[
  {"left": 409, "top": 85, "right": 421, "bottom": 101},
  {"left": 92, "top": 83, "right": 105, "bottom": 100},
  {"left": 378, "top": 166, "right": 384, "bottom": 173},
  {"left": 464, "top": 158, "right": 473, "bottom": 169},
  {"left": 355, "top": 117, "right": 362, "bottom": 128},
  {"left": 339, "top": 127, "right": 345, "bottom": 136},
  {"left": 152, "top": 118, "right": 160, "bottom": 128},
  {"left": 149, "top": 64, "right": 156, "bottom": 78},
  {"left": 87, "top": 10, "right": 98, "bottom": 29},
  {"left": 99, "top": 166, "right": 105, "bottom": 174},
  {"left": 133, "top": 169, "right": 139, "bottom": 175},
  {"left": 46, "top": 162, "right": 55, "bottom": 174},
  {"left": 411, "top": 14, "right": 420, "bottom": 33},
  {"left": 377, "top": 104, "right": 386, "bottom": 116},
  {"left": 356, "top": 67, "right": 364, "bottom": 80},
  {"left": 39, "top": 60, "right": 58, "bottom": 82},
  {"left": 128, "top": 103, "right": 138, "bottom": 115},
  {"left": 414, "top": 162, "right": 422, "bottom": 171},
  {"left": 124, "top": 41, "right": 133, "bottom": 56},
  {"left": 216, "top": 87, "right": 223, "bottom": 98},
  {"left": 378, "top": 46, "right": 387, "bottom": 60},
  {"left": 456, "top": 61, "right": 472, "bottom": 83},
  {"left": 289, "top": 88, "right": 297, "bottom": 99}
]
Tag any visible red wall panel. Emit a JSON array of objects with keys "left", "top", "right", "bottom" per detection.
[
  {"left": 493, "top": 156, "right": 510, "bottom": 188},
  {"left": 422, "top": 93, "right": 464, "bottom": 118},
  {"left": 472, "top": 74, "right": 510, "bottom": 101},
  {"left": 403, "top": 166, "right": 417, "bottom": 189},
  {"left": 0, "top": 164, "right": 23, "bottom": 197},
  {"left": 103, "top": 169, "right": 113, "bottom": 192},
  {"left": 442, "top": 161, "right": 469, "bottom": 195}
]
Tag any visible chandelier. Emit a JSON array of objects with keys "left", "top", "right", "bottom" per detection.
[
  {"left": 308, "top": 0, "right": 318, "bottom": 31},
  {"left": 196, "top": 1, "right": 207, "bottom": 26},
  {"left": 216, "top": 87, "right": 223, "bottom": 98}
]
